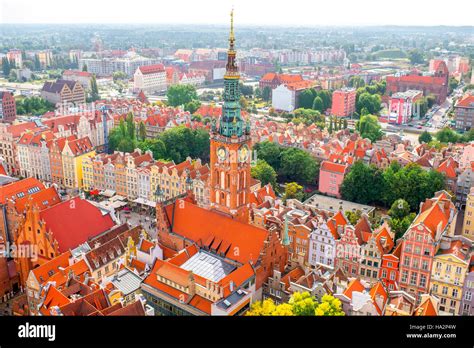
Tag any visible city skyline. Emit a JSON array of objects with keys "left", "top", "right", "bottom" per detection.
[{"left": 1, "top": 0, "right": 474, "bottom": 26}]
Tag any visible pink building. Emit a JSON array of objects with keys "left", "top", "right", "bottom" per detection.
[
  {"left": 318, "top": 160, "right": 348, "bottom": 198},
  {"left": 331, "top": 88, "right": 356, "bottom": 118},
  {"left": 388, "top": 90, "right": 422, "bottom": 125},
  {"left": 398, "top": 191, "right": 456, "bottom": 304}
]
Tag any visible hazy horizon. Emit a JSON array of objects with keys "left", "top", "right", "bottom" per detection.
[{"left": 1, "top": 0, "right": 473, "bottom": 27}]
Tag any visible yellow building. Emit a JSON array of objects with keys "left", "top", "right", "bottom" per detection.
[
  {"left": 61, "top": 137, "right": 95, "bottom": 189},
  {"left": 81, "top": 154, "right": 95, "bottom": 191},
  {"left": 430, "top": 238, "right": 471, "bottom": 315},
  {"left": 462, "top": 188, "right": 474, "bottom": 241}
]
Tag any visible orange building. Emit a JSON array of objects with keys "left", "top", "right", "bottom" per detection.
[{"left": 15, "top": 197, "right": 116, "bottom": 285}]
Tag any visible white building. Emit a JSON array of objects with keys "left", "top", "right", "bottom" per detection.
[
  {"left": 133, "top": 64, "right": 167, "bottom": 94},
  {"left": 308, "top": 212, "right": 346, "bottom": 269},
  {"left": 272, "top": 84, "right": 295, "bottom": 112}
]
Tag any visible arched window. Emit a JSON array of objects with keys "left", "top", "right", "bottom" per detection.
[
  {"left": 226, "top": 193, "right": 230, "bottom": 208},
  {"left": 220, "top": 172, "right": 225, "bottom": 189},
  {"left": 215, "top": 191, "right": 220, "bottom": 204}
]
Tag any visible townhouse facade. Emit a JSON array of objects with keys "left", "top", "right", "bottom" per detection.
[{"left": 398, "top": 191, "right": 457, "bottom": 304}]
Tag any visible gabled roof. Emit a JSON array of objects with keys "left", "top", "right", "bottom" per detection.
[
  {"left": 320, "top": 160, "right": 347, "bottom": 174},
  {"left": 0, "top": 177, "right": 45, "bottom": 205},
  {"left": 40, "top": 197, "right": 116, "bottom": 253},
  {"left": 343, "top": 278, "right": 365, "bottom": 300},
  {"left": 31, "top": 251, "right": 72, "bottom": 284},
  {"left": 413, "top": 296, "right": 438, "bottom": 316},
  {"left": 163, "top": 200, "right": 269, "bottom": 264},
  {"left": 369, "top": 282, "right": 388, "bottom": 315},
  {"left": 14, "top": 186, "right": 60, "bottom": 213},
  {"left": 436, "top": 157, "right": 458, "bottom": 179}
]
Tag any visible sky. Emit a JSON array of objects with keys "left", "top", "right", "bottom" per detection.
[{"left": 1, "top": 0, "right": 473, "bottom": 26}]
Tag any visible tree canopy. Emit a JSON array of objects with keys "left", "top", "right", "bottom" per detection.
[
  {"left": 356, "top": 114, "right": 383, "bottom": 142},
  {"left": 246, "top": 292, "right": 344, "bottom": 316},
  {"left": 166, "top": 84, "right": 199, "bottom": 107},
  {"left": 251, "top": 159, "right": 277, "bottom": 189},
  {"left": 341, "top": 161, "right": 446, "bottom": 210}
]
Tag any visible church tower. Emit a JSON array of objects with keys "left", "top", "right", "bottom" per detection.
[{"left": 209, "top": 9, "right": 252, "bottom": 223}]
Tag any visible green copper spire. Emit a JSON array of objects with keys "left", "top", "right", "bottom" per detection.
[{"left": 217, "top": 9, "right": 248, "bottom": 138}]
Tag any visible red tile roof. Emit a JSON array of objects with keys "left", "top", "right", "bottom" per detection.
[
  {"left": 14, "top": 186, "right": 61, "bottom": 213},
  {"left": 343, "top": 278, "right": 365, "bottom": 299},
  {"left": 31, "top": 251, "right": 72, "bottom": 284},
  {"left": 456, "top": 95, "right": 474, "bottom": 108},
  {"left": 138, "top": 64, "right": 165, "bottom": 74},
  {"left": 436, "top": 157, "right": 458, "bottom": 179},
  {"left": 0, "top": 178, "right": 45, "bottom": 205},
  {"left": 40, "top": 197, "right": 116, "bottom": 253},
  {"left": 164, "top": 200, "right": 269, "bottom": 264},
  {"left": 320, "top": 160, "right": 347, "bottom": 174}
]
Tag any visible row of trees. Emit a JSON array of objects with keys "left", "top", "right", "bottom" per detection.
[
  {"left": 283, "top": 108, "right": 326, "bottom": 128},
  {"left": 246, "top": 292, "right": 344, "bottom": 316},
  {"left": 109, "top": 115, "right": 210, "bottom": 164},
  {"left": 340, "top": 161, "right": 446, "bottom": 210},
  {"left": 419, "top": 128, "right": 474, "bottom": 146},
  {"left": 298, "top": 89, "right": 332, "bottom": 112}
]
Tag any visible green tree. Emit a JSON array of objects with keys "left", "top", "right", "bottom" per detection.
[
  {"left": 289, "top": 292, "right": 317, "bottom": 316},
  {"left": 414, "top": 98, "right": 428, "bottom": 118},
  {"left": 138, "top": 138, "right": 167, "bottom": 160},
  {"left": 349, "top": 76, "right": 365, "bottom": 88},
  {"left": 251, "top": 159, "right": 277, "bottom": 189},
  {"left": 389, "top": 213, "right": 416, "bottom": 240},
  {"left": 388, "top": 199, "right": 411, "bottom": 220},
  {"left": 184, "top": 99, "right": 201, "bottom": 114},
  {"left": 82, "top": 63, "right": 88, "bottom": 72},
  {"left": 90, "top": 74, "right": 100, "bottom": 101},
  {"left": 284, "top": 182, "right": 304, "bottom": 202},
  {"left": 328, "top": 117, "right": 333, "bottom": 134},
  {"left": 253, "top": 141, "right": 282, "bottom": 171},
  {"left": 293, "top": 108, "right": 324, "bottom": 126},
  {"left": 138, "top": 121, "right": 147, "bottom": 141},
  {"left": 245, "top": 298, "right": 293, "bottom": 316},
  {"left": 435, "top": 127, "right": 460, "bottom": 144},
  {"left": 298, "top": 89, "right": 315, "bottom": 109},
  {"left": 239, "top": 83, "right": 254, "bottom": 97},
  {"left": 357, "top": 114, "right": 383, "bottom": 142},
  {"left": 345, "top": 210, "right": 362, "bottom": 225},
  {"left": 341, "top": 161, "right": 385, "bottom": 205},
  {"left": 383, "top": 163, "right": 445, "bottom": 210},
  {"left": 34, "top": 55, "right": 41, "bottom": 71},
  {"left": 312, "top": 96, "right": 324, "bottom": 112},
  {"left": 408, "top": 49, "right": 424, "bottom": 65},
  {"left": 317, "top": 90, "right": 332, "bottom": 111},
  {"left": 448, "top": 77, "right": 459, "bottom": 94},
  {"left": 356, "top": 92, "right": 381, "bottom": 115},
  {"left": 314, "top": 294, "right": 345, "bottom": 316},
  {"left": 2, "top": 57, "right": 11, "bottom": 76},
  {"left": 262, "top": 86, "right": 272, "bottom": 102},
  {"left": 166, "top": 84, "right": 199, "bottom": 107},
  {"left": 418, "top": 131, "right": 433, "bottom": 144},
  {"left": 279, "top": 147, "right": 318, "bottom": 184}
]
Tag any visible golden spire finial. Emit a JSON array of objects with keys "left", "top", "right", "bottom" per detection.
[{"left": 229, "top": 8, "right": 235, "bottom": 42}]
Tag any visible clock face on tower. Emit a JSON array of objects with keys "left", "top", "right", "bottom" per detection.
[
  {"left": 238, "top": 145, "right": 249, "bottom": 163},
  {"left": 217, "top": 147, "right": 227, "bottom": 161}
]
